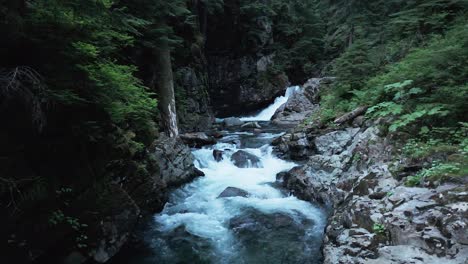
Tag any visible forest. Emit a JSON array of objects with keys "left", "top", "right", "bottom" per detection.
[{"left": 1, "top": 0, "right": 467, "bottom": 263}]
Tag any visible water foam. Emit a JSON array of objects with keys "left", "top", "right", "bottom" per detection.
[{"left": 239, "top": 86, "right": 300, "bottom": 121}]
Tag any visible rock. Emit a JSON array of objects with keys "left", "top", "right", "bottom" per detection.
[
  {"left": 229, "top": 209, "right": 321, "bottom": 264},
  {"left": 272, "top": 131, "right": 316, "bottom": 161},
  {"left": 257, "top": 54, "right": 275, "bottom": 72},
  {"left": 314, "top": 128, "right": 360, "bottom": 155},
  {"left": 272, "top": 89, "right": 317, "bottom": 126},
  {"left": 174, "top": 67, "right": 214, "bottom": 132},
  {"left": 165, "top": 226, "right": 213, "bottom": 263},
  {"left": 91, "top": 184, "right": 140, "bottom": 263},
  {"left": 179, "top": 132, "right": 216, "bottom": 148},
  {"left": 207, "top": 131, "right": 223, "bottom": 139},
  {"left": 213, "top": 149, "right": 224, "bottom": 162},
  {"left": 271, "top": 108, "right": 468, "bottom": 263},
  {"left": 223, "top": 117, "right": 244, "bottom": 127},
  {"left": 154, "top": 135, "right": 205, "bottom": 187},
  {"left": 279, "top": 165, "right": 341, "bottom": 210},
  {"left": 231, "top": 150, "right": 263, "bottom": 168},
  {"left": 217, "top": 187, "right": 249, "bottom": 198},
  {"left": 241, "top": 122, "right": 261, "bottom": 128},
  {"left": 364, "top": 245, "right": 466, "bottom": 264},
  {"left": 253, "top": 128, "right": 262, "bottom": 134},
  {"left": 208, "top": 53, "right": 289, "bottom": 117},
  {"left": 352, "top": 115, "right": 365, "bottom": 127}
]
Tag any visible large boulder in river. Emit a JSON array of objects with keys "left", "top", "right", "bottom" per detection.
[
  {"left": 213, "top": 149, "right": 224, "bottom": 162},
  {"left": 223, "top": 117, "right": 244, "bottom": 127},
  {"left": 231, "top": 150, "right": 262, "bottom": 168},
  {"left": 229, "top": 209, "right": 322, "bottom": 263},
  {"left": 217, "top": 187, "right": 250, "bottom": 198},
  {"left": 179, "top": 132, "right": 216, "bottom": 148}
]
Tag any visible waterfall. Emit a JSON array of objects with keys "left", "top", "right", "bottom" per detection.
[{"left": 239, "top": 86, "right": 300, "bottom": 122}]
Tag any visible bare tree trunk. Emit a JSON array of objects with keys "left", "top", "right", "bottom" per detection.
[
  {"left": 154, "top": 42, "right": 179, "bottom": 138},
  {"left": 334, "top": 106, "right": 368, "bottom": 125}
]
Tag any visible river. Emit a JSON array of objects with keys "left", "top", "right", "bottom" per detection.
[{"left": 112, "top": 87, "right": 326, "bottom": 264}]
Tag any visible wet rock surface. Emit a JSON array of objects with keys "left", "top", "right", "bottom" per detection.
[
  {"left": 154, "top": 135, "right": 205, "bottom": 187},
  {"left": 217, "top": 187, "right": 250, "bottom": 198},
  {"left": 175, "top": 67, "right": 215, "bottom": 132},
  {"left": 213, "top": 149, "right": 224, "bottom": 161},
  {"left": 179, "top": 132, "right": 216, "bottom": 148},
  {"left": 231, "top": 150, "right": 263, "bottom": 168},
  {"left": 272, "top": 78, "right": 322, "bottom": 126},
  {"left": 229, "top": 209, "right": 322, "bottom": 264}
]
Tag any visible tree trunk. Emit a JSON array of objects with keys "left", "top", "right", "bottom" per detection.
[
  {"left": 154, "top": 42, "right": 179, "bottom": 138},
  {"left": 334, "top": 106, "right": 368, "bottom": 125}
]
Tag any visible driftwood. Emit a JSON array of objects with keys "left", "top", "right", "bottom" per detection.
[{"left": 334, "top": 106, "right": 368, "bottom": 124}]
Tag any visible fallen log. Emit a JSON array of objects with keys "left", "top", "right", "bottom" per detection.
[{"left": 334, "top": 106, "right": 368, "bottom": 124}]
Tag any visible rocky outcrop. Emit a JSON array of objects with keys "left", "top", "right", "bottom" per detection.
[
  {"left": 228, "top": 208, "right": 322, "bottom": 263},
  {"left": 277, "top": 113, "right": 468, "bottom": 263},
  {"left": 213, "top": 149, "right": 224, "bottom": 162},
  {"left": 175, "top": 67, "right": 214, "bottom": 133},
  {"left": 208, "top": 54, "right": 289, "bottom": 117},
  {"left": 231, "top": 150, "right": 262, "bottom": 168},
  {"left": 271, "top": 78, "right": 324, "bottom": 126},
  {"left": 217, "top": 187, "right": 250, "bottom": 198},
  {"left": 272, "top": 78, "right": 334, "bottom": 126},
  {"left": 204, "top": 0, "right": 289, "bottom": 117},
  {"left": 153, "top": 135, "right": 205, "bottom": 187},
  {"left": 179, "top": 132, "right": 216, "bottom": 148}
]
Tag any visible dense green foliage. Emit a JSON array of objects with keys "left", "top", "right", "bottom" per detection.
[
  {"left": 314, "top": 0, "right": 468, "bottom": 185},
  {"left": 238, "top": 0, "right": 325, "bottom": 79}
]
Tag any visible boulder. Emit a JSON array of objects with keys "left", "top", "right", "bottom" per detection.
[
  {"left": 91, "top": 184, "right": 140, "bottom": 263},
  {"left": 164, "top": 226, "right": 213, "bottom": 263},
  {"left": 213, "top": 149, "right": 224, "bottom": 162},
  {"left": 217, "top": 187, "right": 249, "bottom": 198},
  {"left": 272, "top": 131, "right": 316, "bottom": 161},
  {"left": 272, "top": 89, "right": 317, "bottom": 126},
  {"left": 154, "top": 135, "right": 205, "bottom": 187},
  {"left": 223, "top": 117, "right": 244, "bottom": 127},
  {"left": 229, "top": 209, "right": 321, "bottom": 264},
  {"left": 231, "top": 150, "right": 262, "bottom": 168},
  {"left": 179, "top": 132, "right": 216, "bottom": 148}
]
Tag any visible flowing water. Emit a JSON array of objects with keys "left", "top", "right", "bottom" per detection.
[
  {"left": 114, "top": 88, "right": 326, "bottom": 264},
  {"left": 239, "top": 86, "right": 301, "bottom": 122}
]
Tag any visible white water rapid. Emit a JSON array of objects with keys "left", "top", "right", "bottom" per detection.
[
  {"left": 114, "top": 90, "right": 326, "bottom": 264},
  {"left": 143, "top": 132, "right": 326, "bottom": 263},
  {"left": 239, "top": 86, "right": 300, "bottom": 121}
]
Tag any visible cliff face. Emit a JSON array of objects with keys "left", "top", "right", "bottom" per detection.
[{"left": 204, "top": 0, "right": 289, "bottom": 117}]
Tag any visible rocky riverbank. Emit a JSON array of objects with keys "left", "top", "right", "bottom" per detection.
[{"left": 273, "top": 79, "right": 468, "bottom": 263}]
